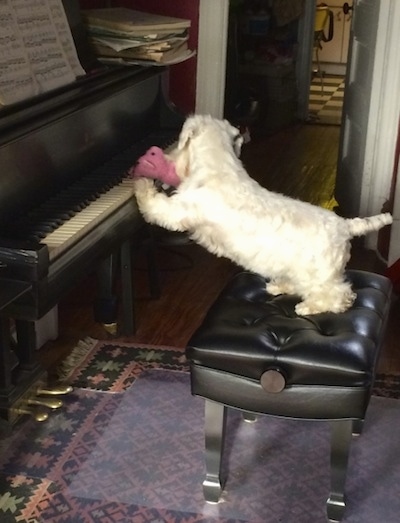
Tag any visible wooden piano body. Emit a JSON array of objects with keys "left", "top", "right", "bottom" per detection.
[{"left": 0, "top": 64, "right": 184, "bottom": 424}]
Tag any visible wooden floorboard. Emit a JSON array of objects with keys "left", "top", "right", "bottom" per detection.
[{"left": 37, "top": 123, "right": 399, "bottom": 376}]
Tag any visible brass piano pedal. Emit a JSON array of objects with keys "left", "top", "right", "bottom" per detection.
[
  {"left": 103, "top": 322, "right": 118, "bottom": 335},
  {"left": 28, "top": 397, "right": 63, "bottom": 410},
  {"left": 36, "top": 384, "right": 73, "bottom": 396},
  {"left": 12, "top": 406, "right": 49, "bottom": 422},
  {"left": 8, "top": 376, "right": 72, "bottom": 424}
]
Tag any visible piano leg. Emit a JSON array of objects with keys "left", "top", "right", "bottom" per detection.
[
  {"left": 94, "top": 252, "right": 119, "bottom": 334},
  {"left": 145, "top": 226, "right": 161, "bottom": 300},
  {"left": 0, "top": 316, "right": 17, "bottom": 430},
  {"left": 120, "top": 239, "right": 135, "bottom": 336},
  {"left": 14, "top": 320, "right": 41, "bottom": 374},
  {"left": 94, "top": 240, "right": 135, "bottom": 336},
  {"left": 0, "top": 316, "right": 17, "bottom": 393}
]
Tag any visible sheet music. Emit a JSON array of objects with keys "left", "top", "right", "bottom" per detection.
[
  {"left": 0, "top": 0, "right": 38, "bottom": 105},
  {"left": 0, "top": 0, "right": 84, "bottom": 106},
  {"left": 47, "top": 0, "right": 85, "bottom": 77}
]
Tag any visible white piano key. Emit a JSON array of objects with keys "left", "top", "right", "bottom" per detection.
[{"left": 42, "top": 179, "right": 136, "bottom": 259}]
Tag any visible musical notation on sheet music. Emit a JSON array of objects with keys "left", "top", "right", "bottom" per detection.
[{"left": 0, "top": 0, "right": 84, "bottom": 105}]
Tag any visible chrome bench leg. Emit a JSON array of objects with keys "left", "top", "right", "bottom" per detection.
[
  {"left": 352, "top": 418, "right": 364, "bottom": 436},
  {"left": 327, "top": 419, "right": 353, "bottom": 522},
  {"left": 243, "top": 411, "right": 257, "bottom": 423},
  {"left": 203, "top": 400, "right": 227, "bottom": 503}
]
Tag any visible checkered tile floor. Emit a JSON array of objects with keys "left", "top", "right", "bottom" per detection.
[{"left": 308, "top": 75, "right": 345, "bottom": 125}]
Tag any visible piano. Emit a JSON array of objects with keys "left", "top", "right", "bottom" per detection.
[{"left": 0, "top": 5, "right": 185, "bottom": 424}]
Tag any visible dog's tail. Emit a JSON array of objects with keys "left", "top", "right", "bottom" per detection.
[{"left": 346, "top": 212, "right": 393, "bottom": 237}]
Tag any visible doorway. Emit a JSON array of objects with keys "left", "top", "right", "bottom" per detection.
[{"left": 224, "top": 1, "right": 302, "bottom": 137}]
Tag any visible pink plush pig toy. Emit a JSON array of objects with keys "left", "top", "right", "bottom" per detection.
[{"left": 129, "top": 146, "right": 180, "bottom": 192}]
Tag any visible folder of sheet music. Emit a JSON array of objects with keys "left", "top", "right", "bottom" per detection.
[{"left": 82, "top": 7, "right": 195, "bottom": 66}]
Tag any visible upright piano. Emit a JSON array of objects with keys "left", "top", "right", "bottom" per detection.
[{"left": 0, "top": 20, "right": 185, "bottom": 423}]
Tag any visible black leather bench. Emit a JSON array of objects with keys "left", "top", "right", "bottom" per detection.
[{"left": 186, "top": 269, "right": 392, "bottom": 522}]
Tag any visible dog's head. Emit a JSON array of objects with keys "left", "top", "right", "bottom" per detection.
[
  {"left": 178, "top": 114, "right": 243, "bottom": 156},
  {"left": 167, "top": 114, "right": 244, "bottom": 182}
]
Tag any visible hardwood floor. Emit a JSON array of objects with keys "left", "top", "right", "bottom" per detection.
[{"left": 37, "top": 123, "right": 399, "bottom": 376}]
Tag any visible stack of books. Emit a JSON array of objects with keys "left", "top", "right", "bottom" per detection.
[{"left": 82, "top": 8, "right": 195, "bottom": 66}]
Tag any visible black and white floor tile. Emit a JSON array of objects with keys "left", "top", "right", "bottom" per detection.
[{"left": 308, "top": 75, "right": 345, "bottom": 125}]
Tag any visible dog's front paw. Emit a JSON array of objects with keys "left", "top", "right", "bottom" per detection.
[
  {"left": 133, "top": 177, "right": 154, "bottom": 193},
  {"left": 133, "top": 177, "right": 157, "bottom": 202}
]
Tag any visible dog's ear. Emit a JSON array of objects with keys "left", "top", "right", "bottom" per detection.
[
  {"left": 233, "top": 132, "right": 244, "bottom": 157},
  {"left": 177, "top": 115, "right": 201, "bottom": 150},
  {"left": 223, "top": 120, "right": 243, "bottom": 157}
]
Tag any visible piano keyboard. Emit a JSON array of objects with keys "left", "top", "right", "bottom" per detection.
[
  {"left": 9, "top": 135, "right": 178, "bottom": 261},
  {"left": 42, "top": 179, "right": 136, "bottom": 260}
]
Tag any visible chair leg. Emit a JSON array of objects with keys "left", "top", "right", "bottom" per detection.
[
  {"left": 202, "top": 400, "right": 227, "bottom": 503},
  {"left": 327, "top": 419, "right": 353, "bottom": 522}
]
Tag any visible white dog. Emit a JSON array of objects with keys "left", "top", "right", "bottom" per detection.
[{"left": 133, "top": 114, "right": 392, "bottom": 315}]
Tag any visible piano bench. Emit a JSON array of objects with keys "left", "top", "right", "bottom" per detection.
[{"left": 185, "top": 269, "right": 392, "bottom": 522}]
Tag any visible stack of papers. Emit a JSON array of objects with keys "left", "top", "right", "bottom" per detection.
[{"left": 82, "top": 8, "right": 195, "bottom": 66}]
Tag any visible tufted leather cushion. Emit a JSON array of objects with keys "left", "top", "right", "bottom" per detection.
[{"left": 186, "top": 270, "right": 392, "bottom": 420}]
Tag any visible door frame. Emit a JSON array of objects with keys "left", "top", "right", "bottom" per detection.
[
  {"left": 362, "top": 1, "right": 400, "bottom": 263},
  {"left": 195, "top": 0, "right": 230, "bottom": 117}
]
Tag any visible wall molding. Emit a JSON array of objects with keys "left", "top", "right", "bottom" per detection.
[{"left": 195, "top": 0, "right": 229, "bottom": 117}]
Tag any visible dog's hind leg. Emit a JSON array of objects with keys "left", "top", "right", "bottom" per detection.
[
  {"left": 266, "top": 279, "right": 297, "bottom": 296},
  {"left": 294, "top": 280, "right": 356, "bottom": 315}
]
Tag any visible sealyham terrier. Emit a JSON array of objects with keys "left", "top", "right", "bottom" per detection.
[{"left": 132, "top": 114, "right": 392, "bottom": 315}]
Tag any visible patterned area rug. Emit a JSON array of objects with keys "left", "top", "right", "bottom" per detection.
[
  {"left": 56, "top": 337, "right": 188, "bottom": 392},
  {"left": 55, "top": 337, "right": 400, "bottom": 400},
  {"left": 0, "top": 340, "right": 399, "bottom": 523},
  {"left": 372, "top": 372, "right": 400, "bottom": 399},
  {"left": 309, "top": 75, "right": 345, "bottom": 125}
]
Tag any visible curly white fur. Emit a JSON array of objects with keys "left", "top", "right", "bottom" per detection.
[{"left": 134, "top": 114, "right": 392, "bottom": 315}]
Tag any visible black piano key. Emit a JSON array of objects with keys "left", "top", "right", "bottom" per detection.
[
  {"left": 32, "top": 227, "right": 54, "bottom": 235},
  {"left": 53, "top": 210, "right": 76, "bottom": 219},
  {"left": 28, "top": 230, "right": 47, "bottom": 239},
  {"left": 31, "top": 217, "right": 64, "bottom": 228}
]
